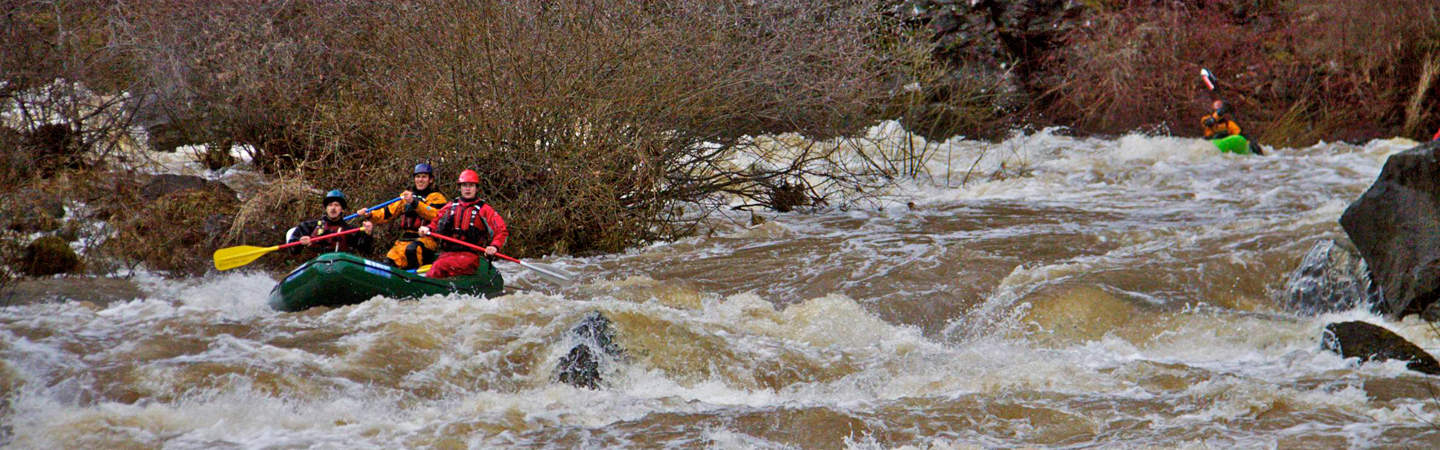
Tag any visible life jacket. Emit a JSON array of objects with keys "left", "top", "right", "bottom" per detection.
[
  {"left": 373, "top": 187, "right": 446, "bottom": 240},
  {"left": 1202, "top": 112, "right": 1242, "bottom": 139},
  {"left": 396, "top": 187, "right": 445, "bottom": 236},
  {"left": 291, "top": 216, "right": 360, "bottom": 252},
  {"left": 437, "top": 197, "right": 493, "bottom": 252}
]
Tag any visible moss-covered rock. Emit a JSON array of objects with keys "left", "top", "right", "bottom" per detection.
[{"left": 19, "top": 236, "right": 80, "bottom": 276}]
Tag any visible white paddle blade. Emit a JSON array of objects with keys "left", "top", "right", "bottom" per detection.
[{"left": 520, "top": 261, "right": 574, "bottom": 285}]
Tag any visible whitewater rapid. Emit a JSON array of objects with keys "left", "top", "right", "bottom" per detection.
[{"left": 3, "top": 130, "right": 1436, "bottom": 448}]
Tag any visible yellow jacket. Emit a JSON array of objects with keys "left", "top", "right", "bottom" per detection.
[
  {"left": 365, "top": 189, "right": 447, "bottom": 240},
  {"left": 1202, "top": 112, "right": 1242, "bottom": 139}
]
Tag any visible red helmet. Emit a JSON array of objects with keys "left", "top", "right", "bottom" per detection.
[{"left": 458, "top": 169, "right": 480, "bottom": 184}]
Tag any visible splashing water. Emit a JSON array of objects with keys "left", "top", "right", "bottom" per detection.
[{"left": 4, "top": 131, "right": 1438, "bottom": 448}]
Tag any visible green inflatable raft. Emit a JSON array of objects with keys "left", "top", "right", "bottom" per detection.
[
  {"left": 1210, "top": 134, "right": 1253, "bottom": 155},
  {"left": 268, "top": 252, "right": 504, "bottom": 312}
]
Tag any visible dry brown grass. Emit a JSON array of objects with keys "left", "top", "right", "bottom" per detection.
[{"left": 103, "top": 189, "right": 239, "bottom": 275}]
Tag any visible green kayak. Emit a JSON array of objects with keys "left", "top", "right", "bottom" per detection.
[
  {"left": 1211, "top": 134, "right": 1252, "bottom": 155},
  {"left": 268, "top": 252, "right": 503, "bottom": 312}
]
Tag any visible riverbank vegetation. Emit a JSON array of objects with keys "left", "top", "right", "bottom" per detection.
[{"left": 2, "top": 0, "right": 1438, "bottom": 277}]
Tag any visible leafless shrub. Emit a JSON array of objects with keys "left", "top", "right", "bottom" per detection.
[
  {"left": 329, "top": 0, "right": 893, "bottom": 255},
  {"left": 1, "top": 0, "right": 146, "bottom": 173},
  {"left": 1291, "top": 0, "right": 1440, "bottom": 138}
]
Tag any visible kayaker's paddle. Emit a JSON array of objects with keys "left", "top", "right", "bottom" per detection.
[
  {"left": 213, "top": 227, "right": 365, "bottom": 271},
  {"left": 1200, "top": 67, "right": 1264, "bottom": 156},
  {"left": 427, "top": 232, "right": 575, "bottom": 284}
]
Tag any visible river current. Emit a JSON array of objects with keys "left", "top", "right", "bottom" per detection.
[{"left": 3, "top": 129, "right": 1437, "bottom": 448}]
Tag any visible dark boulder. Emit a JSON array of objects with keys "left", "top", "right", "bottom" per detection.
[
  {"left": 556, "top": 345, "right": 600, "bottom": 390},
  {"left": 1322, "top": 321, "right": 1440, "bottom": 375},
  {"left": 141, "top": 174, "right": 237, "bottom": 202},
  {"left": 1339, "top": 141, "right": 1440, "bottom": 318},
  {"left": 556, "top": 311, "right": 622, "bottom": 389},
  {"left": 1278, "top": 240, "right": 1381, "bottom": 314},
  {"left": 18, "top": 236, "right": 81, "bottom": 276}
]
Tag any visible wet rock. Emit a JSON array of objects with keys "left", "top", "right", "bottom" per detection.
[
  {"left": 1322, "top": 321, "right": 1440, "bottom": 375},
  {"left": 556, "top": 345, "right": 600, "bottom": 390},
  {"left": 141, "top": 174, "right": 237, "bottom": 203},
  {"left": 556, "top": 310, "right": 622, "bottom": 389},
  {"left": 1339, "top": 141, "right": 1440, "bottom": 318},
  {"left": 1278, "top": 240, "right": 1381, "bottom": 315},
  {"left": 18, "top": 236, "right": 80, "bottom": 276}
]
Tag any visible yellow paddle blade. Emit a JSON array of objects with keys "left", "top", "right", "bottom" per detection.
[
  {"left": 212, "top": 244, "right": 281, "bottom": 271},
  {"left": 417, "top": 264, "right": 431, "bottom": 275}
]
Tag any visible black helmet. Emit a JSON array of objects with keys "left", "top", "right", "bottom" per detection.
[
  {"left": 322, "top": 189, "right": 348, "bottom": 208},
  {"left": 413, "top": 162, "right": 434, "bottom": 176}
]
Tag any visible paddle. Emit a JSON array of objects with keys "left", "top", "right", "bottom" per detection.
[
  {"left": 1199, "top": 68, "right": 1263, "bottom": 155},
  {"left": 345, "top": 196, "right": 402, "bottom": 222},
  {"left": 426, "top": 232, "right": 575, "bottom": 284},
  {"left": 215, "top": 196, "right": 400, "bottom": 271},
  {"left": 213, "top": 227, "right": 365, "bottom": 271}
]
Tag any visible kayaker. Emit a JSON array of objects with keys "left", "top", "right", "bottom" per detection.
[
  {"left": 358, "top": 163, "right": 448, "bottom": 270},
  {"left": 418, "top": 169, "right": 509, "bottom": 278},
  {"left": 287, "top": 189, "right": 375, "bottom": 254},
  {"left": 1202, "top": 100, "right": 1263, "bottom": 155},
  {"left": 1201, "top": 100, "right": 1240, "bottom": 140}
]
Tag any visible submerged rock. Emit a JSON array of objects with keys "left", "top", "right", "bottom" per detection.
[
  {"left": 1322, "top": 321, "right": 1440, "bottom": 375},
  {"left": 556, "top": 310, "right": 622, "bottom": 389},
  {"left": 1339, "top": 141, "right": 1440, "bottom": 319},
  {"left": 1278, "top": 240, "right": 1380, "bottom": 315}
]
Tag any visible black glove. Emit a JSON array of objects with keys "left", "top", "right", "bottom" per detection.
[{"left": 1204, "top": 117, "right": 1217, "bottom": 127}]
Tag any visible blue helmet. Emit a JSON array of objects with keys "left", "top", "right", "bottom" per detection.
[
  {"left": 413, "top": 163, "right": 434, "bottom": 176},
  {"left": 322, "top": 189, "right": 348, "bottom": 208}
]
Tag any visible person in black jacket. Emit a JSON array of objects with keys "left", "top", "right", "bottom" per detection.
[{"left": 287, "top": 189, "right": 375, "bottom": 255}]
